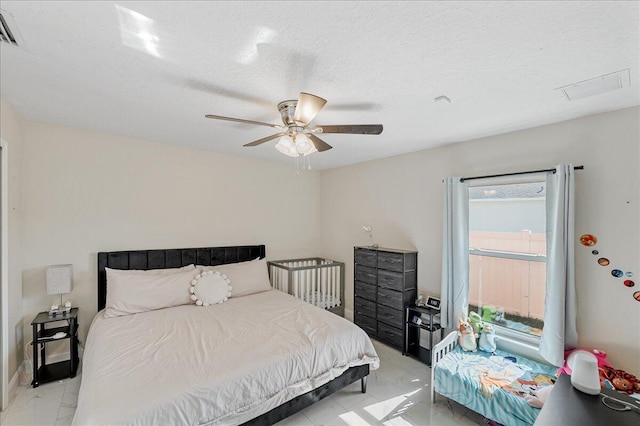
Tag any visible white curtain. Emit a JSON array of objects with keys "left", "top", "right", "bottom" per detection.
[
  {"left": 440, "top": 177, "right": 469, "bottom": 329},
  {"left": 539, "top": 164, "right": 578, "bottom": 366}
]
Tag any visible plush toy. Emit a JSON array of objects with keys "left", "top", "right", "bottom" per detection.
[
  {"left": 524, "top": 384, "right": 554, "bottom": 408},
  {"left": 458, "top": 317, "right": 477, "bottom": 352},
  {"left": 478, "top": 323, "right": 497, "bottom": 353},
  {"left": 599, "top": 366, "right": 640, "bottom": 395},
  {"left": 469, "top": 311, "right": 483, "bottom": 335},
  {"left": 482, "top": 305, "right": 498, "bottom": 322},
  {"left": 558, "top": 348, "right": 611, "bottom": 376}
]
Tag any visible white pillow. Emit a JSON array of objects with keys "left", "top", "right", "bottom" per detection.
[
  {"left": 189, "top": 271, "right": 231, "bottom": 306},
  {"left": 104, "top": 265, "right": 196, "bottom": 318},
  {"left": 198, "top": 258, "right": 271, "bottom": 297}
]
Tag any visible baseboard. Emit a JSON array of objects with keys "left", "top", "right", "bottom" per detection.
[{"left": 7, "top": 364, "right": 20, "bottom": 407}]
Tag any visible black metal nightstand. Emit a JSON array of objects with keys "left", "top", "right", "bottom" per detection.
[
  {"left": 403, "top": 305, "right": 445, "bottom": 365},
  {"left": 30, "top": 308, "right": 79, "bottom": 387}
]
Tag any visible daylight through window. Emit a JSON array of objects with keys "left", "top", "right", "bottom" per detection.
[{"left": 468, "top": 182, "right": 546, "bottom": 338}]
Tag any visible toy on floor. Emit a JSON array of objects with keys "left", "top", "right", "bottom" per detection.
[
  {"left": 458, "top": 317, "right": 477, "bottom": 352},
  {"left": 478, "top": 323, "right": 497, "bottom": 353},
  {"left": 524, "top": 384, "right": 554, "bottom": 408}
]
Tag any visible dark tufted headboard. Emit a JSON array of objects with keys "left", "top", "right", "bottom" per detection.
[{"left": 97, "top": 245, "right": 266, "bottom": 311}]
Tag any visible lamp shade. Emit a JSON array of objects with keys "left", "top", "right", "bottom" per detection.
[
  {"left": 46, "top": 264, "right": 73, "bottom": 295},
  {"left": 275, "top": 136, "right": 298, "bottom": 157}
]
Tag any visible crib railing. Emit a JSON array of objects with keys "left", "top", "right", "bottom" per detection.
[{"left": 268, "top": 258, "right": 345, "bottom": 317}]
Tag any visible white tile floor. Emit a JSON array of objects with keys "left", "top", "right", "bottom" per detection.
[{"left": 0, "top": 340, "right": 485, "bottom": 425}]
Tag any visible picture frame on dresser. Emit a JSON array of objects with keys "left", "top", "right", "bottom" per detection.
[{"left": 353, "top": 246, "right": 417, "bottom": 352}]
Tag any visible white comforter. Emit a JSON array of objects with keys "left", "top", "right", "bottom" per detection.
[{"left": 73, "top": 289, "right": 379, "bottom": 425}]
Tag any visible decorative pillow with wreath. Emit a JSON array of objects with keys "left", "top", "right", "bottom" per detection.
[{"left": 190, "top": 271, "right": 232, "bottom": 306}]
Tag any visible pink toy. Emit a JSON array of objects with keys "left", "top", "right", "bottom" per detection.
[{"left": 558, "top": 348, "right": 611, "bottom": 376}]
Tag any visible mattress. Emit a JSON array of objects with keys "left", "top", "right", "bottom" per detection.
[
  {"left": 434, "top": 346, "right": 556, "bottom": 426},
  {"left": 73, "top": 289, "right": 379, "bottom": 425}
]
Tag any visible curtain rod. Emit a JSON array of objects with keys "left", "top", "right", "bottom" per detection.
[{"left": 460, "top": 165, "right": 584, "bottom": 182}]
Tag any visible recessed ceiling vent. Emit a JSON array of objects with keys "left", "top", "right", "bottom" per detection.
[
  {"left": 0, "top": 10, "right": 21, "bottom": 47},
  {"left": 557, "top": 69, "right": 630, "bottom": 102}
]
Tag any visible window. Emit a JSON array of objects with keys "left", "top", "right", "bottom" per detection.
[{"left": 468, "top": 182, "right": 546, "bottom": 340}]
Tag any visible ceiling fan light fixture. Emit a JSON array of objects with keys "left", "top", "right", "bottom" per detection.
[
  {"left": 294, "top": 133, "right": 315, "bottom": 155},
  {"left": 275, "top": 135, "right": 298, "bottom": 157},
  {"left": 293, "top": 93, "right": 327, "bottom": 125}
]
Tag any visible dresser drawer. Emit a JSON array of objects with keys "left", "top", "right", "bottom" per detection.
[
  {"left": 355, "top": 248, "right": 377, "bottom": 267},
  {"left": 355, "top": 265, "right": 376, "bottom": 284},
  {"left": 355, "top": 281, "right": 376, "bottom": 301},
  {"left": 378, "top": 251, "right": 404, "bottom": 272},
  {"left": 377, "top": 269, "right": 403, "bottom": 291},
  {"left": 377, "top": 322, "right": 403, "bottom": 348},
  {"left": 355, "top": 297, "right": 376, "bottom": 318},
  {"left": 377, "top": 287, "right": 403, "bottom": 310},
  {"left": 377, "top": 304, "right": 403, "bottom": 328},
  {"left": 355, "top": 314, "right": 377, "bottom": 336}
]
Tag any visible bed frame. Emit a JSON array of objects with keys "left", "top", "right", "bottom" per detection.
[
  {"left": 430, "top": 330, "right": 458, "bottom": 404},
  {"left": 96, "top": 244, "right": 369, "bottom": 425}
]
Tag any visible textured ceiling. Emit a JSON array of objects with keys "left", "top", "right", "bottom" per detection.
[{"left": 1, "top": 1, "right": 638, "bottom": 170}]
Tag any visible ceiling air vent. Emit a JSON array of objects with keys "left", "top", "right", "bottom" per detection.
[
  {"left": 557, "top": 69, "right": 631, "bottom": 102},
  {"left": 0, "top": 10, "right": 21, "bottom": 47}
]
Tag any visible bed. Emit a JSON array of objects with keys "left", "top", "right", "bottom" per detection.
[
  {"left": 431, "top": 331, "right": 556, "bottom": 426},
  {"left": 73, "top": 245, "right": 379, "bottom": 425}
]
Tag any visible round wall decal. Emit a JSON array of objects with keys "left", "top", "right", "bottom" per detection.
[
  {"left": 626, "top": 271, "right": 633, "bottom": 277},
  {"left": 598, "top": 258, "right": 610, "bottom": 266},
  {"left": 579, "top": 234, "right": 597, "bottom": 246},
  {"left": 634, "top": 291, "right": 640, "bottom": 302},
  {"left": 623, "top": 280, "right": 635, "bottom": 288},
  {"left": 611, "top": 269, "right": 623, "bottom": 278},
  {"left": 591, "top": 250, "right": 599, "bottom": 255}
]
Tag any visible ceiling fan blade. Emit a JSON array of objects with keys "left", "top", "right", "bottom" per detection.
[
  {"left": 293, "top": 92, "right": 327, "bottom": 126},
  {"left": 308, "top": 134, "right": 333, "bottom": 152},
  {"left": 205, "top": 114, "right": 282, "bottom": 129},
  {"left": 314, "top": 124, "right": 383, "bottom": 135},
  {"left": 243, "top": 133, "right": 286, "bottom": 147}
]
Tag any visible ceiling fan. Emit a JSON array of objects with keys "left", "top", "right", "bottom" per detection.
[{"left": 205, "top": 92, "right": 383, "bottom": 157}]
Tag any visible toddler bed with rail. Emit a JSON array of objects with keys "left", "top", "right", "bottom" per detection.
[{"left": 431, "top": 331, "right": 556, "bottom": 426}]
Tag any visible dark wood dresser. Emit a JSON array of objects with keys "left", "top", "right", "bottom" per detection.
[{"left": 353, "top": 246, "right": 417, "bottom": 350}]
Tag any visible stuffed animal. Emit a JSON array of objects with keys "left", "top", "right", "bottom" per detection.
[
  {"left": 469, "top": 311, "right": 483, "bottom": 335},
  {"left": 524, "top": 384, "right": 554, "bottom": 408},
  {"left": 478, "top": 323, "right": 497, "bottom": 353},
  {"left": 458, "top": 317, "right": 477, "bottom": 352},
  {"left": 482, "top": 305, "right": 498, "bottom": 322},
  {"left": 558, "top": 348, "right": 611, "bottom": 376},
  {"left": 600, "top": 366, "right": 640, "bottom": 395}
]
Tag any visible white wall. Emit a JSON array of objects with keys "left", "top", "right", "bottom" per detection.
[
  {"left": 18, "top": 120, "right": 321, "bottom": 358},
  {"left": 0, "top": 100, "right": 23, "bottom": 393},
  {"left": 320, "top": 107, "right": 640, "bottom": 374}
]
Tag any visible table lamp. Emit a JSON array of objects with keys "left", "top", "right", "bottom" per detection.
[
  {"left": 47, "top": 264, "right": 73, "bottom": 316},
  {"left": 570, "top": 352, "right": 601, "bottom": 395}
]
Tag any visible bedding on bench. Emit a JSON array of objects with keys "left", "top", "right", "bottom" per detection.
[{"left": 434, "top": 346, "right": 556, "bottom": 426}]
